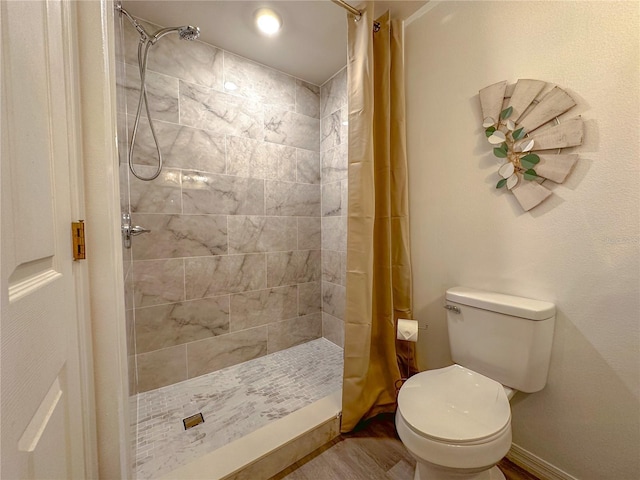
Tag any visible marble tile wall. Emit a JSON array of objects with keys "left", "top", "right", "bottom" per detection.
[
  {"left": 319, "top": 68, "right": 348, "bottom": 349},
  {"left": 117, "top": 18, "right": 324, "bottom": 393}
]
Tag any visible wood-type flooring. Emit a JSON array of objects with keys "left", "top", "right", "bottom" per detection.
[{"left": 270, "top": 414, "right": 539, "bottom": 480}]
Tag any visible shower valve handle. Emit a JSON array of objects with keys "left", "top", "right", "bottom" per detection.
[
  {"left": 129, "top": 225, "right": 151, "bottom": 236},
  {"left": 121, "top": 213, "right": 150, "bottom": 248}
]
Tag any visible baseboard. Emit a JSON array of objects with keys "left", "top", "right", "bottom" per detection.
[{"left": 507, "top": 444, "right": 579, "bottom": 480}]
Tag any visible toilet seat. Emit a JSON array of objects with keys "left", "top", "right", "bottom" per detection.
[{"left": 397, "top": 364, "right": 511, "bottom": 444}]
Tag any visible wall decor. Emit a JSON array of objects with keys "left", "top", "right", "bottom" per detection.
[{"left": 479, "top": 79, "right": 583, "bottom": 211}]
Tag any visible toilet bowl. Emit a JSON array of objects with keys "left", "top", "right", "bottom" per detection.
[
  {"left": 396, "top": 365, "right": 512, "bottom": 480},
  {"left": 394, "top": 287, "right": 556, "bottom": 480}
]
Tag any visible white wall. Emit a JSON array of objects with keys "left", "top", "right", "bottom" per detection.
[
  {"left": 404, "top": 2, "right": 639, "bottom": 479},
  {"left": 77, "top": 1, "right": 131, "bottom": 477}
]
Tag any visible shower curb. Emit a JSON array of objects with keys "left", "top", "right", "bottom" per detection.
[{"left": 159, "top": 391, "right": 342, "bottom": 480}]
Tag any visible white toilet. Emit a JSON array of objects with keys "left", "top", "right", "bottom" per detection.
[{"left": 396, "top": 286, "right": 555, "bottom": 480}]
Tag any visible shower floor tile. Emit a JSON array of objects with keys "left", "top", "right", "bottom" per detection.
[{"left": 132, "top": 338, "right": 344, "bottom": 479}]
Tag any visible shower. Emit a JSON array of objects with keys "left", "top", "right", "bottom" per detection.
[
  {"left": 116, "top": 3, "right": 200, "bottom": 181},
  {"left": 113, "top": 2, "right": 348, "bottom": 478}
]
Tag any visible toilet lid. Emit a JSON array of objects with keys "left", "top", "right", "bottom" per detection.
[{"left": 397, "top": 364, "right": 511, "bottom": 443}]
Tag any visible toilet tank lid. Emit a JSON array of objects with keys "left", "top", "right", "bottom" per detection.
[{"left": 446, "top": 287, "right": 555, "bottom": 321}]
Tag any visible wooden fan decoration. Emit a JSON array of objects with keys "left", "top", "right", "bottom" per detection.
[{"left": 479, "top": 79, "right": 583, "bottom": 211}]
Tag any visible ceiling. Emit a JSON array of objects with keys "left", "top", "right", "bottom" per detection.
[{"left": 120, "top": 1, "right": 427, "bottom": 85}]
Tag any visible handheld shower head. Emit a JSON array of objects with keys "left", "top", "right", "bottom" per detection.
[
  {"left": 179, "top": 26, "right": 200, "bottom": 41},
  {"left": 151, "top": 25, "right": 200, "bottom": 43},
  {"left": 117, "top": 1, "right": 202, "bottom": 182}
]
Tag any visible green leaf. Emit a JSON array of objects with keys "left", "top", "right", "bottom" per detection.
[
  {"left": 521, "top": 153, "right": 540, "bottom": 164},
  {"left": 520, "top": 153, "right": 540, "bottom": 170},
  {"left": 485, "top": 126, "right": 496, "bottom": 137},
  {"left": 521, "top": 159, "right": 535, "bottom": 170},
  {"left": 524, "top": 169, "right": 538, "bottom": 181},
  {"left": 500, "top": 106, "right": 513, "bottom": 120},
  {"left": 512, "top": 127, "right": 525, "bottom": 140},
  {"left": 496, "top": 178, "right": 507, "bottom": 188},
  {"left": 493, "top": 146, "right": 508, "bottom": 158}
]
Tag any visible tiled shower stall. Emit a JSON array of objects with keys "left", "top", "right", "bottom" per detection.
[{"left": 115, "top": 11, "right": 347, "bottom": 477}]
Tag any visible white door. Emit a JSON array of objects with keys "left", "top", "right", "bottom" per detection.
[{"left": 1, "top": 1, "right": 90, "bottom": 478}]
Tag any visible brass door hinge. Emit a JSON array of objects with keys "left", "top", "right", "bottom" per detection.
[{"left": 72, "top": 221, "right": 86, "bottom": 260}]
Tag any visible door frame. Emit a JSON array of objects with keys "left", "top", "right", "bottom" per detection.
[{"left": 75, "top": 1, "right": 131, "bottom": 478}]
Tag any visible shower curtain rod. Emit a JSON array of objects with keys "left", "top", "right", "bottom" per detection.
[{"left": 330, "top": 0, "right": 381, "bottom": 32}]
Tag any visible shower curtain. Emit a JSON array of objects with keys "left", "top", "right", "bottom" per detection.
[{"left": 341, "top": 4, "right": 416, "bottom": 433}]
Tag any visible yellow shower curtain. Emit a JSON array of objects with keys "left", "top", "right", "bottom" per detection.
[{"left": 341, "top": 4, "right": 416, "bottom": 433}]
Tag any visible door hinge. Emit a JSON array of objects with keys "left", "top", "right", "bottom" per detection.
[{"left": 72, "top": 221, "right": 86, "bottom": 260}]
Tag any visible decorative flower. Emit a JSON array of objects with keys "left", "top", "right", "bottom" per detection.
[{"left": 484, "top": 105, "right": 541, "bottom": 192}]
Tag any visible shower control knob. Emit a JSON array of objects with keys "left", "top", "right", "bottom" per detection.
[
  {"left": 129, "top": 225, "right": 150, "bottom": 236},
  {"left": 121, "top": 212, "right": 151, "bottom": 248}
]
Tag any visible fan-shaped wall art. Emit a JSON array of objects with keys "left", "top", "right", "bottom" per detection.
[{"left": 479, "top": 79, "right": 583, "bottom": 211}]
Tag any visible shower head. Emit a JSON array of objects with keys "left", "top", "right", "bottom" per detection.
[
  {"left": 117, "top": 4, "right": 200, "bottom": 44},
  {"left": 179, "top": 25, "right": 200, "bottom": 41},
  {"left": 151, "top": 25, "right": 200, "bottom": 43}
]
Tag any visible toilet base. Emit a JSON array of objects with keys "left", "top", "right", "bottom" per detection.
[{"left": 414, "top": 463, "right": 506, "bottom": 480}]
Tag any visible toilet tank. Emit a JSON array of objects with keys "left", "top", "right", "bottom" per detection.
[{"left": 445, "top": 287, "right": 555, "bottom": 393}]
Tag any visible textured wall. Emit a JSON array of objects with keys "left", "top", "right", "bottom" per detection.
[
  {"left": 405, "top": 2, "right": 639, "bottom": 479},
  {"left": 117, "top": 19, "right": 324, "bottom": 393}
]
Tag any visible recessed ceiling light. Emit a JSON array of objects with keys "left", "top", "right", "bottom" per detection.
[
  {"left": 224, "top": 81, "right": 238, "bottom": 91},
  {"left": 255, "top": 8, "right": 282, "bottom": 36}
]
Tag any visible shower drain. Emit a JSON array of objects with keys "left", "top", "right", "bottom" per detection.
[{"left": 183, "top": 413, "right": 204, "bottom": 430}]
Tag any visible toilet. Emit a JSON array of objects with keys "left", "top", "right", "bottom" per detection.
[{"left": 396, "top": 286, "right": 555, "bottom": 480}]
